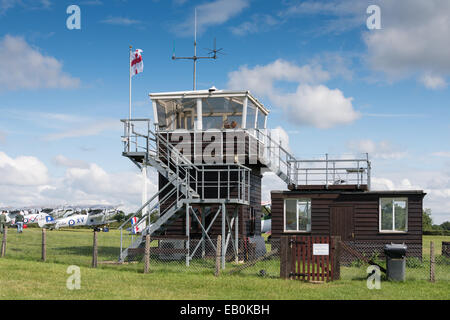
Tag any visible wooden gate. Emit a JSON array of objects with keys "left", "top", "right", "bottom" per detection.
[{"left": 280, "top": 236, "right": 341, "bottom": 282}]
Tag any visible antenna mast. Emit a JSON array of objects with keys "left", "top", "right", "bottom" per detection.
[{"left": 172, "top": 8, "right": 224, "bottom": 90}]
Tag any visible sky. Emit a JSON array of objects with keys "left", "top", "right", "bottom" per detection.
[{"left": 0, "top": 0, "right": 449, "bottom": 224}]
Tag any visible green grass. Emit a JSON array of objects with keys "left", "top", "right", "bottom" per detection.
[{"left": 0, "top": 228, "right": 449, "bottom": 299}]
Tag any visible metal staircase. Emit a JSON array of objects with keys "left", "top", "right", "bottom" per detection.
[
  {"left": 119, "top": 120, "right": 251, "bottom": 262},
  {"left": 118, "top": 120, "right": 371, "bottom": 262},
  {"left": 253, "top": 128, "right": 371, "bottom": 189}
]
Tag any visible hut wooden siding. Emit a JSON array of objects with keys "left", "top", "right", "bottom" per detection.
[{"left": 271, "top": 190, "right": 425, "bottom": 258}]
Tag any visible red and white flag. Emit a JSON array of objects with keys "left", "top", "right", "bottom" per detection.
[{"left": 131, "top": 49, "right": 143, "bottom": 76}]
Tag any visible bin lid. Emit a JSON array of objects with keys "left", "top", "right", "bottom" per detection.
[{"left": 384, "top": 243, "right": 407, "bottom": 257}]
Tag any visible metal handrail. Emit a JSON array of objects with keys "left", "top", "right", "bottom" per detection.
[{"left": 118, "top": 176, "right": 178, "bottom": 230}]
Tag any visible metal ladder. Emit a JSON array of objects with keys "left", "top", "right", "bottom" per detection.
[{"left": 119, "top": 128, "right": 201, "bottom": 262}]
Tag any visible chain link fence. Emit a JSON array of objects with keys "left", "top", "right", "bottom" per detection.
[
  {"left": 340, "top": 241, "right": 450, "bottom": 281},
  {"left": 1, "top": 226, "right": 448, "bottom": 282}
]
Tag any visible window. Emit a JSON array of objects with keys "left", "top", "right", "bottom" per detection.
[
  {"left": 245, "top": 101, "right": 256, "bottom": 129},
  {"left": 256, "top": 110, "right": 266, "bottom": 129},
  {"left": 202, "top": 97, "right": 244, "bottom": 129},
  {"left": 284, "top": 199, "right": 311, "bottom": 232},
  {"left": 380, "top": 198, "right": 408, "bottom": 232}
]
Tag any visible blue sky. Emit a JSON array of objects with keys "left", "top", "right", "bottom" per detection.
[{"left": 0, "top": 0, "right": 449, "bottom": 223}]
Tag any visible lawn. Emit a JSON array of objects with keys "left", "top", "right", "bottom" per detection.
[{"left": 0, "top": 228, "right": 448, "bottom": 300}]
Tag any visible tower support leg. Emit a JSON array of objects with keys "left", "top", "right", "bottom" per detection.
[
  {"left": 221, "top": 203, "right": 226, "bottom": 269},
  {"left": 186, "top": 203, "right": 190, "bottom": 267},
  {"left": 141, "top": 162, "right": 148, "bottom": 216},
  {"left": 234, "top": 206, "right": 239, "bottom": 263},
  {"left": 201, "top": 205, "right": 205, "bottom": 258}
]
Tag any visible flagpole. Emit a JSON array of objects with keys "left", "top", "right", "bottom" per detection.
[{"left": 129, "top": 45, "right": 132, "bottom": 127}]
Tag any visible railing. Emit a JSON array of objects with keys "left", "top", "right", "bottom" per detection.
[
  {"left": 289, "top": 155, "right": 371, "bottom": 188},
  {"left": 188, "top": 164, "right": 251, "bottom": 203},
  {"left": 121, "top": 119, "right": 371, "bottom": 191},
  {"left": 121, "top": 119, "right": 252, "bottom": 202},
  {"left": 119, "top": 119, "right": 252, "bottom": 254}
]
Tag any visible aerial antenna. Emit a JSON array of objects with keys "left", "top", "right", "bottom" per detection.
[{"left": 172, "top": 8, "right": 225, "bottom": 90}]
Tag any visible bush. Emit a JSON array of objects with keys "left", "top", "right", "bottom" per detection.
[
  {"left": 350, "top": 259, "right": 364, "bottom": 268},
  {"left": 406, "top": 257, "right": 423, "bottom": 268},
  {"left": 435, "top": 255, "right": 450, "bottom": 266},
  {"left": 423, "top": 230, "right": 450, "bottom": 236}
]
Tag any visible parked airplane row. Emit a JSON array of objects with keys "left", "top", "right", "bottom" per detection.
[{"left": 0, "top": 205, "right": 121, "bottom": 230}]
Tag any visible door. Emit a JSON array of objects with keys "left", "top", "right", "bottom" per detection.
[{"left": 330, "top": 206, "right": 354, "bottom": 241}]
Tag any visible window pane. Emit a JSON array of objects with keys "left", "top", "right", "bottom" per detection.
[
  {"left": 394, "top": 200, "right": 407, "bottom": 231},
  {"left": 285, "top": 199, "right": 297, "bottom": 231},
  {"left": 202, "top": 97, "right": 244, "bottom": 129},
  {"left": 246, "top": 101, "right": 256, "bottom": 128},
  {"left": 298, "top": 200, "right": 311, "bottom": 232},
  {"left": 381, "top": 198, "right": 393, "bottom": 231},
  {"left": 226, "top": 115, "right": 242, "bottom": 128},
  {"left": 156, "top": 102, "right": 167, "bottom": 129},
  {"left": 203, "top": 116, "right": 224, "bottom": 130},
  {"left": 257, "top": 111, "right": 266, "bottom": 129}
]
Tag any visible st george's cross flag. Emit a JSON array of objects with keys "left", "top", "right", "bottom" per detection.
[{"left": 131, "top": 49, "right": 143, "bottom": 76}]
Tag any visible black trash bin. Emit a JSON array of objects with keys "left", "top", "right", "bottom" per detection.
[{"left": 384, "top": 243, "right": 407, "bottom": 281}]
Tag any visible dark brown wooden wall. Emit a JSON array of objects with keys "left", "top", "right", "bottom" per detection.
[
  {"left": 157, "top": 169, "right": 262, "bottom": 239},
  {"left": 271, "top": 191, "right": 424, "bottom": 249},
  {"left": 160, "top": 131, "right": 264, "bottom": 166}
]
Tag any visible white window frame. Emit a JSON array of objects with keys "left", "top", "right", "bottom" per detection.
[
  {"left": 379, "top": 197, "right": 408, "bottom": 233},
  {"left": 283, "top": 198, "right": 312, "bottom": 233}
]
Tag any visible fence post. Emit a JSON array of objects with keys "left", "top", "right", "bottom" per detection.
[
  {"left": 430, "top": 241, "right": 435, "bottom": 283},
  {"left": 144, "top": 235, "right": 150, "bottom": 274},
  {"left": 92, "top": 229, "right": 98, "bottom": 268},
  {"left": 215, "top": 235, "right": 222, "bottom": 277},
  {"left": 280, "top": 236, "right": 290, "bottom": 279},
  {"left": 331, "top": 236, "right": 341, "bottom": 281},
  {"left": 1, "top": 226, "right": 7, "bottom": 257},
  {"left": 41, "top": 228, "right": 46, "bottom": 261}
]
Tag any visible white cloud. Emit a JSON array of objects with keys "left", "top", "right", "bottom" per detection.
[
  {"left": 371, "top": 172, "right": 450, "bottom": 224},
  {"left": 432, "top": 151, "right": 450, "bottom": 158},
  {"left": 419, "top": 74, "right": 447, "bottom": 90},
  {"left": 43, "top": 119, "right": 121, "bottom": 141},
  {"left": 100, "top": 17, "right": 143, "bottom": 26},
  {"left": 1, "top": 0, "right": 51, "bottom": 14},
  {"left": 348, "top": 139, "right": 407, "bottom": 160},
  {"left": 362, "top": 0, "right": 450, "bottom": 87},
  {"left": 173, "top": 0, "right": 250, "bottom": 36},
  {"left": 53, "top": 155, "right": 89, "bottom": 169},
  {"left": 230, "top": 14, "right": 279, "bottom": 36},
  {"left": 281, "top": 0, "right": 450, "bottom": 89},
  {"left": 270, "top": 127, "right": 290, "bottom": 151},
  {"left": 227, "top": 59, "right": 359, "bottom": 129},
  {"left": 280, "top": 0, "right": 367, "bottom": 36},
  {"left": 0, "top": 130, "right": 6, "bottom": 144},
  {"left": 0, "top": 152, "right": 49, "bottom": 186},
  {"left": 0, "top": 35, "right": 80, "bottom": 92},
  {"left": 261, "top": 172, "right": 288, "bottom": 203},
  {"left": 0, "top": 152, "right": 158, "bottom": 213}
]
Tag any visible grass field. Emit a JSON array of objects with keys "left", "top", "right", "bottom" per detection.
[{"left": 0, "top": 228, "right": 449, "bottom": 300}]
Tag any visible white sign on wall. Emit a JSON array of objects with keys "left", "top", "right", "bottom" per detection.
[{"left": 313, "top": 243, "right": 329, "bottom": 256}]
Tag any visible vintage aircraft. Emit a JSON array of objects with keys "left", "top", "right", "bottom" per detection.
[
  {"left": 38, "top": 205, "right": 120, "bottom": 230},
  {"left": 261, "top": 201, "right": 271, "bottom": 234}
]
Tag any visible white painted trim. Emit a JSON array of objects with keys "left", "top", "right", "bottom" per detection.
[
  {"left": 379, "top": 197, "right": 408, "bottom": 233},
  {"left": 196, "top": 98, "right": 203, "bottom": 131},
  {"left": 241, "top": 96, "right": 248, "bottom": 129},
  {"left": 283, "top": 198, "right": 312, "bottom": 233},
  {"left": 152, "top": 100, "right": 158, "bottom": 126}
]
